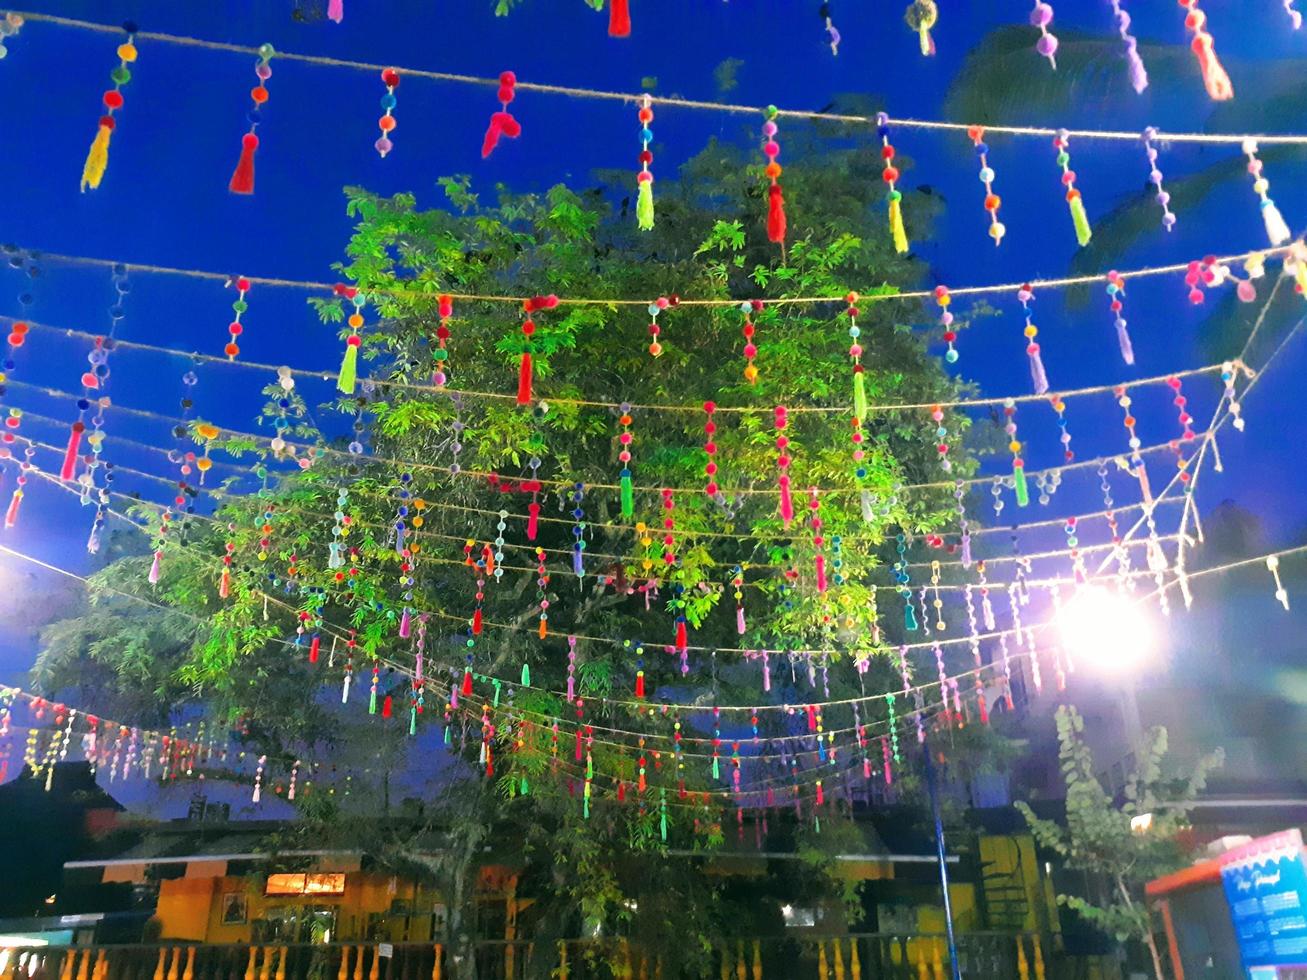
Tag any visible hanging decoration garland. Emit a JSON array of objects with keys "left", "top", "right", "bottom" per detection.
[
  {"left": 433, "top": 294, "right": 453, "bottom": 387},
  {"left": 1242, "top": 141, "right": 1292, "bottom": 247},
  {"left": 517, "top": 294, "right": 558, "bottom": 405},
  {"left": 1179, "top": 0, "right": 1233, "bottom": 101},
  {"left": 1053, "top": 129, "right": 1092, "bottom": 247},
  {"left": 228, "top": 44, "right": 274, "bottom": 195},
  {"left": 877, "top": 113, "right": 909, "bottom": 255},
  {"left": 774, "top": 406, "right": 794, "bottom": 528},
  {"left": 617, "top": 403, "right": 635, "bottom": 519},
  {"left": 903, "top": 1, "right": 937, "bottom": 56},
  {"left": 0, "top": 11, "right": 22, "bottom": 58},
  {"left": 740, "top": 300, "right": 761, "bottom": 384},
  {"left": 702, "top": 401, "right": 721, "bottom": 500},
  {"left": 1107, "top": 1, "right": 1147, "bottom": 94},
  {"left": 1029, "top": 2, "right": 1058, "bottom": 69},
  {"left": 635, "top": 95, "right": 655, "bottom": 231},
  {"left": 1015, "top": 284, "right": 1050, "bottom": 396},
  {"left": 1002, "top": 398, "right": 1030, "bottom": 508},
  {"left": 375, "top": 68, "right": 400, "bottom": 158},
  {"left": 80, "top": 22, "right": 136, "bottom": 193},
  {"left": 761, "top": 107, "right": 786, "bottom": 246},
  {"left": 1103, "top": 271, "right": 1134, "bottom": 366},
  {"left": 481, "top": 71, "right": 521, "bottom": 158},
  {"left": 968, "top": 127, "right": 1005, "bottom": 247},
  {"left": 1142, "top": 129, "right": 1178, "bottom": 232},
  {"left": 335, "top": 284, "right": 365, "bottom": 395},
  {"left": 223, "top": 276, "right": 251, "bottom": 360}
]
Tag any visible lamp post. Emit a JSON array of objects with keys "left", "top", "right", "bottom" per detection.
[{"left": 922, "top": 735, "right": 963, "bottom": 980}]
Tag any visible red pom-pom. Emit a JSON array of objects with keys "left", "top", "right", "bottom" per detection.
[
  {"left": 381, "top": 68, "right": 400, "bottom": 88},
  {"left": 608, "top": 0, "right": 631, "bottom": 37}
]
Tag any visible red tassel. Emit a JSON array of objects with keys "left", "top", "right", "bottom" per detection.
[
  {"left": 229, "top": 133, "right": 259, "bottom": 195},
  {"left": 806, "top": 705, "right": 817, "bottom": 731},
  {"left": 5, "top": 489, "right": 22, "bottom": 529},
  {"left": 472, "top": 607, "right": 483, "bottom": 635},
  {"left": 575, "top": 729, "right": 583, "bottom": 761},
  {"left": 638, "top": 770, "right": 646, "bottom": 794},
  {"left": 381, "top": 694, "right": 393, "bottom": 718},
  {"left": 309, "top": 635, "right": 320, "bottom": 663},
  {"left": 608, "top": 0, "right": 631, "bottom": 37},
  {"left": 462, "top": 669, "right": 473, "bottom": 695},
  {"left": 527, "top": 501, "right": 540, "bottom": 541},
  {"left": 978, "top": 691, "right": 990, "bottom": 725},
  {"left": 816, "top": 781, "right": 824, "bottom": 806},
  {"left": 618, "top": 781, "right": 627, "bottom": 802},
  {"left": 635, "top": 672, "right": 645, "bottom": 698},
  {"left": 767, "top": 184, "right": 786, "bottom": 244},
  {"left": 675, "top": 619, "right": 687, "bottom": 652},
  {"left": 481, "top": 111, "right": 521, "bottom": 158},
  {"left": 517, "top": 351, "right": 533, "bottom": 404},
  {"left": 61, "top": 422, "right": 84, "bottom": 481}
]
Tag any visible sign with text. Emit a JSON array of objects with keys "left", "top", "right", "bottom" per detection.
[{"left": 1220, "top": 829, "right": 1307, "bottom": 972}]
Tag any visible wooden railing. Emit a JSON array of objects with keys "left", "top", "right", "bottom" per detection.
[{"left": 0, "top": 933, "right": 1053, "bottom": 980}]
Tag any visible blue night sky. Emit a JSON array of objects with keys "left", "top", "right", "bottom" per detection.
[{"left": 0, "top": 2, "right": 1304, "bottom": 812}]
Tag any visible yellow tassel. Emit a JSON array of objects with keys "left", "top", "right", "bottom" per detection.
[
  {"left": 81, "top": 123, "right": 113, "bottom": 192},
  {"left": 1068, "top": 194, "right": 1092, "bottom": 247},
  {"left": 889, "top": 196, "right": 909, "bottom": 254}
]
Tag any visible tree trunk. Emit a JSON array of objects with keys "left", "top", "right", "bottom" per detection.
[{"left": 1116, "top": 876, "right": 1167, "bottom": 980}]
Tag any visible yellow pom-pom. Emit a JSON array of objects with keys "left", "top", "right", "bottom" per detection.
[
  {"left": 117, "top": 43, "right": 137, "bottom": 62},
  {"left": 1008, "top": 440, "right": 1021, "bottom": 453},
  {"left": 1023, "top": 324, "right": 1037, "bottom": 338},
  {"left": 348, "top": 313, "right": 364, "bottom": 329}
]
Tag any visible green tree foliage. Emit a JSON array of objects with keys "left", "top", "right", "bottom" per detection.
[
  {"left": 1017, "top": 705, "right": 1223, "bottom": 979},
  {"left": 33, "top": 128, "right": 974, "bottom": 971}
]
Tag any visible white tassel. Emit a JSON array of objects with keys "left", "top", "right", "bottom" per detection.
[{"left": 1262, "top": 201, "right": 1292, "bottom": 246}]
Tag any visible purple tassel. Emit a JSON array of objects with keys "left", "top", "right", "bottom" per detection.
[
  {"left": 399, "top": 608, "right": 411, "bottom": 639},
  {"left": 87, "top": 524, "right": 102, "bottom": 555},
  {"left": 961, "top": 531, "right": 972, "bottom": 568},
  {"left": 449, "top": 684, "right": 458, "bottom": 709},
  {"left": 761, "top": 652, "right": 771, "bottom": 692},
  {"left": 1108, "top": 1, "right": 1148, "bottom": 93},
  {"left": 1115, "top": 317, "right": 1135, "bottom": 365},
  {"left": 572, "top": 548, "right": 584, "bottom": 577},
  {"left": 1028, "top": 344, "right": 1049, "bottom": 394},
  {"left": 148, "top": 551, "right": 162, "bottom": 584},
  {"left": 736, "top": 606, "right": 746, "bottom": 635}
]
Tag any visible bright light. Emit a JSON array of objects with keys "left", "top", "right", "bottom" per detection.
[{"left": 1058, "top": 586, "right": 1154, "bottom": 673}]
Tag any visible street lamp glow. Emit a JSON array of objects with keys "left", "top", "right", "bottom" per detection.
[{"left": 1057, "top": 585, "right": 1154, "bottom": 673}]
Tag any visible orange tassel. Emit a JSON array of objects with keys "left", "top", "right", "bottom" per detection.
[
  {"left": 517, "top": 351, "right": 533, "bottom": 404},
  {"left": 538, "top": 617, "right": 548, "bottom": 639},
  {"left": 608, "top": 0, "right": 631, "bottom": 36},
  {"left": 219, "top": 569, "right": 230, "bottom": 599},
  {"left": 767, "top": 184, "right": 786, "bottom": 243},
  {"left": 229, "top": 133, "right": 258, "bottom": 194}
]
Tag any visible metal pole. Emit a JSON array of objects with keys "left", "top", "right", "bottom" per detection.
[{"left": 922, "top": 735, "right": 963, "bottom": 980}]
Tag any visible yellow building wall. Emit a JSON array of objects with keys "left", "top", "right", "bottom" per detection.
[
  {"left": 978, "top": 833, "right": 1060, "bottom": 934},
  {"left": 157, "top": 878, "right": 217, "bottom": 941}
]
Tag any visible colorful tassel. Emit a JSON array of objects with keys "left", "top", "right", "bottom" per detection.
[
  {"left": 1016, "top": 285, "right": 1050, "bottom": 395},
  {"left": 1180, "top": 1, "right": 1233, "bottom": 101},
  {"left": 482, "top": 72, "right": 521, "bottom": 158},
  {"left": 608, "top": 0, "right": 631, "bottom": 37},
  {"left": 1053, "top": 130, "right": 1091, "bottom": 247},
  {"left": 80, "top": 24, "right": 136, "bottom": 193},
  {"left": 761, "top": 106, "right": 786, "bottom": 245},
  {"left": 229, "top": 45, "right": 274, "bottom": 194},
  {"left": 335, "top": 285, "right": 365, "bottom": 394},
  {"left": 1243, "top": 141, "right": 1292, "bottom": 246},
  {"left": 877, "top": 114, "right": 909, "bottom": 254},
  {"left": 904, "top": 1, "right": 937, "bottom": 55},
  {"left": 375, "top": 69, "right": 399, "bottom": 157},
  {"left": 1104, "top": 271, "right": 1135, "bottom": 365}
]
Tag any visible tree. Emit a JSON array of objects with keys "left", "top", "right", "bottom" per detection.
[
  {"left": 33, "top": 115, "right": 979, "bottom": 975},
  {"left": 1017, "top": 705, "right": 1223, "bottom": 980}
]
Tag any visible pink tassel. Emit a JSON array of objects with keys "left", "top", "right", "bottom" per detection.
[
  {"left": 1027, "top": 343, "right": 1049, "bottom": 394},
  {"left": 736, "top": 606, "right": 746, "bottom": 635},
  {"left": 778, "top": 476, "right": 794, "bottom": 526},
  {"left": 815, "top": 554, "right": 827, "bottom": 593},
  {"left": 148, "top": 550, "right": 162, "bottom": 585},
  {"left": 399, "top": 608, "right": 411, "bottom": 639},
  {"left": 481, "top": 111, "right": 520, "bottom": 158},
  {"left": 815, "top": 781, "right": 824, "bottom": 806},
  {"left": 526, "top": 501, "right": 540, "bottom": 541},
  {"left": 327, "top": 0, "right": 343, "bottom": 22},
  {"left": 61, "top": 423, "right": 84, "bottom": 481},
  {"left": 761, "top": 653, "right": 771, "bottom": 692}
]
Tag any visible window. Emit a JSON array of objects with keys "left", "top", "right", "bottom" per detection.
[{"left": 265, "top": 873, "right": 346, "bottom": 896}]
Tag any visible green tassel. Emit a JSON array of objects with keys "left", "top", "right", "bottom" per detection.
[
  {"left": 660, "top": 790, "right": 667, "bottom": 841},
  {"left": 492, "top": 679, "right": 502, "bottom": 707},
  {"left": 520, "top": 774, "right": 528, "bottom": 796},
  {"left": 521, "top": 662, "right": 530, "bottom": 687},
  {"left": 337, "top": 342, "right": 359, "bottom": 394},
  {"left": 620, "top": 473, "right": 634, "bottom": 519},
  {"left": 1069, "top": 194, "right": 1092, "bottom": 247},
  {"left": 583, "top": 782, "right": 591, "bottom": 819},
  {"left": 636, "top": 179, "right": 654, "bottom": 231},
  {"left": 814, "top": 814, "right": 821, "bottom": 834},
  {"left": 1014, "top": 462, "right": 1030, "bottom": 507},
  {"left": 712, "top": 756, "right": 720, "bottom": 780},
  {"left": 888, "top": 194, "right": 909, "bottom": 254},
  {"left": 409, "top": 708, "right": 417, "bottom": 736},
  {"left": 586, "top": 754, "right": 594, "bottom": 780},
  {"left": 443, "top": 725, "right": 451, "bottom": 745},
  {"left": 904, "top": 601, "right": 919, "bottom": 631},
  {"left": 369, "top": 688, "right": 377, "bottom": 715},
  {"left": 852, "top": 371, "right": 867, "bottom": 421}
]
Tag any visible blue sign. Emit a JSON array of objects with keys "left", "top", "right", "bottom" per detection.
[{"left": 1220, "top": 829, "right": 1307, "bottom": 972}]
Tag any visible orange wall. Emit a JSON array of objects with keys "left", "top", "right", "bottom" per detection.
[{"left": 157, "top": 878, "right": 216, "bottom": 941}]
